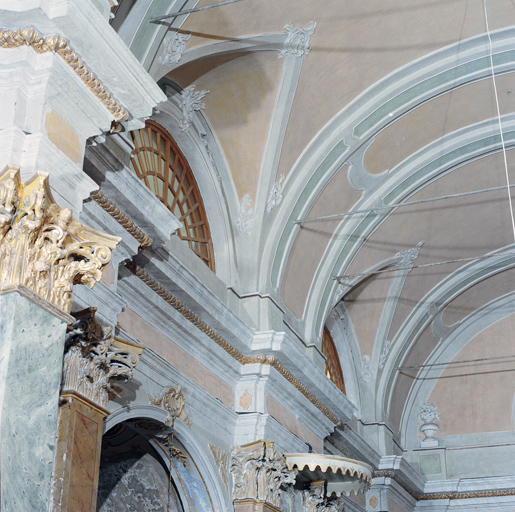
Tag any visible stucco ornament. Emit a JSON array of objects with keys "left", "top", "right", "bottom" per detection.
[
  {"left": 63, "top": 308, "right": 141, "bottom": 408},
  {"left": 149, "top": 386, "right": 190, "bottom": 466},
  {"left": 418, "top": 402, "right": 440, "bottom": 443},
  {"left": 0, "top": 167, "right": 119, "bottom": 313},
  {"left": 236, "top": 193, "right": 254, "bottom": 235},
  {"left": 304, "top": 481, "right": 346, "bottom": 512},
  {"left": 179, "top": 85, "right": 209, "bottom": 131},
  {"left": 267, "top": 174, "right": 285, "bottom": 212},
  {"left": 361, "top": 355, "right": 373, "bottom": 382},
  {"left": 280, "top": 21, "right": 316, "bottom": 58},
  {"left": 418, "top": 402, "right": 440, "bottom": 423},
  {"left": 395, "top": 240, "right": 424, "bottom": 268},
  {"left": 210, "top": 444, "right": 229, "bottom": 489},
  {"left": 331, "top": 282, "right": 346, "bottom": 308},
  {"left": 148, "top": 385, "right": 191, "bottom": 427},
  {"left": 230, "top": 440, "right": 297, "bottom": 509},
  {"left": 158, "top": 30, "right": 191, "bottom": 66},
  {"left": 379, "top": 339, "right": 391, "bottom": 370}
]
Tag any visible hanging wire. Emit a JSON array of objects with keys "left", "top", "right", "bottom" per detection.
[
  {"left": 150, "top": 0, "right": 245, "bottom": 23},
  {"left": 398, "top": 353, "right": 515, "bottom": 370},
  {"left": 334, "top": 249, "right": 515, "bottom": 282},
  {"left": 295, "top": 184, "right": 515, "bottom": 224},
  {"left": 484, "top": 0, "right": 515, "bottom": 242}
]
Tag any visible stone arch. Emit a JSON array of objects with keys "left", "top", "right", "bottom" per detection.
[{"left": 104, "top": 405, "right": 228, "bottom": 512}]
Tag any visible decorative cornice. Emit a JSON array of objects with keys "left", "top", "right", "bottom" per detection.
[
  {"left": 126, "top": 262, "right": 341, "bottom": 425},
  {"left": 0, "top": 28, "right": 129, "bottom": 122},
  {"left": 372, "top": 471, "right": 515, "bottom": 501},
  {"left": 90, "top": 190, "right": 153, "bottom": 249}
]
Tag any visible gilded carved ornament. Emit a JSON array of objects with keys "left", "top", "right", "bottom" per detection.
[
  {"left": 148, "top": 385, "right": 191, "bottom": 428},
  {"left": 0, "top": 167, "right": 120, "bottom": 313},
  {"left": 63, "top": 308, "right": 142, "bottom": 409},
  {"left": 230, "top": 440, "right": 297, "bottom": 509},
  {"left": 0, "top": 28, "right": 129, "bottom": 122},
  {"left": 148, "top": 386, "right": 190, "bottom": 466}
]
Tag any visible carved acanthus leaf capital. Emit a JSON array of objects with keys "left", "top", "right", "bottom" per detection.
[
  {"left": 62, "top": 308, "right": 141, "bottom": 408},
  {"left": 0, "top": 168, "right": 120, "bottom": 313},
  {"left": 230, "top": 440, "right": 297, "bottom": 509}
]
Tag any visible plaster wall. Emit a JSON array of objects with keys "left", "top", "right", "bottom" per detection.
[
  {"left": 428, "top": 312, "right": 515, "bottom": 435},
  {"left": 118, "top": 307, "right": 235, "bottom": 407},
  {"left": 363, "top": 73, "right": 515, "bottom": 175},
  {"left": 176, "top": 0, "right": 515, "bottom": 180},
  {"left": 281, "top": 164, "right": 359, "bottom": 318},
  {"left": 168, "top": 51, "right": 284, "bottom": 202},
  {"left": 442, "top": 268, "right": 515, "bottom": 326}
]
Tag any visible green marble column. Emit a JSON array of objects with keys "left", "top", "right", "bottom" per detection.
[{"left": 0, "top": 288, "right": 71, "bottom": 511}]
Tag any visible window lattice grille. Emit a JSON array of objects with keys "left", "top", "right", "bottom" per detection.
[
  {"left": 322, "top": 327, "right": 346, "bottom": 394},
  {"left": 129, "top": 120, "right": 215, "bottom": 271}
]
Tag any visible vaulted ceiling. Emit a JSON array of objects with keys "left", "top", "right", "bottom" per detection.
[{"left": 115, "top": 0, "right": 515, "bottom": 451}]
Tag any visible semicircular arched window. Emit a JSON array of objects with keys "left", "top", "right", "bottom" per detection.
[
  {"left": 129, "top": 120, "right": 215, "bottom": 271},
  {"left": 322, "top": 327, "right": 346, "bottom": 394}
]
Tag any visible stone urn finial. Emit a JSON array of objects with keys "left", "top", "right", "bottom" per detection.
[{"left": 418, "top": 402, "right": 440, "bottom": 447}]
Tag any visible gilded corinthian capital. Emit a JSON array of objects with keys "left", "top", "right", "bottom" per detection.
[{"left": 0, "top": 167, "right": 120, "bottom": 312}]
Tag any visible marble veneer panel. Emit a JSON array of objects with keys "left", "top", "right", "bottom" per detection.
[
  {"left": 0, "top": 291, "right": 68, "bottom": 511},
  {"left": 51, "top": 395, "right": 105, "bottom": 512}
]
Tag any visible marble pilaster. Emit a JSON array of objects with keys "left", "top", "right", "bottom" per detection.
[
  {"left": 50, "top": 393, "right": 108, "bottom": 512},
  {"left": 50, "top": 308, "right": 141, "bottom": 511},
  {"left": 0, "top": 288, "right": 72, "bottom": 512}
]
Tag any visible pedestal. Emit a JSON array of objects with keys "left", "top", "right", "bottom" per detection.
[
  {"left": 0, "top": 288, "right": 71, "bottom": 511},
  {"left": 50, "top": 392, "right": 108, "bottom": 512}
]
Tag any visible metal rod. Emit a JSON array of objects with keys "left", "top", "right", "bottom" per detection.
[
  {"left": 294, "top": 183, "right": 515, "bottom": 225},
  {"left": 398, "top": 353, "right": 515, "bottom": 371},
  {"left": 334, "top": 250, "right": 515, "bottom": 282},
  {"left": 150, "top": 0, "right": 244, "bottom": 23}
]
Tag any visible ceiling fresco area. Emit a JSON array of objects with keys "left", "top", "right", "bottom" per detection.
[{"left": 114, "top": 0, "right": 515, "bottom": 479}]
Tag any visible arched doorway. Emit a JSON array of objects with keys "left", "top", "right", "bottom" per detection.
[{"left": 96, "top": 418, "right": 184, "bottom": 511}]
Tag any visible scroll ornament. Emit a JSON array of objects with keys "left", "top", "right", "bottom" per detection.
[
  {"left": 63, "top": 308, "right": 141, "bottom": 408},
  {"left": 230, "top": 440, "right": 297, "bottom": 509},
  {"left": 0, "top": 168, "right": 119, "bottom": 313}
]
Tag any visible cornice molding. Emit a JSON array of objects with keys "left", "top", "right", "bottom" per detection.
[
  {"left": 373, "top": 471, "right": 515, "bottom": 501},
  {"left": 126, "top": 261, "right": 341, "bottom": 426},
  {"left": 90, "top": 190, "right": 153, "bottom": 249},
  {"left": 0, "top": 27, "right": 129, "bottom": 123}
]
